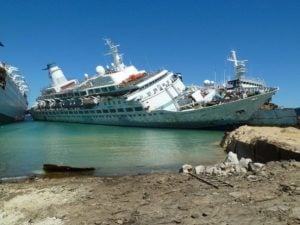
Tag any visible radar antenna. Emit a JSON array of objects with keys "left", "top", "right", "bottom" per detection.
[
  {"left": 104, "top": 38, "right": 125, "bottom": 71},
  {"left": 227, "top": 50, "right": 247, "bottom": 79}
]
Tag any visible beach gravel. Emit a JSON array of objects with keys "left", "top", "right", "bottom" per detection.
[{"left": 0, "top": 160, "right": 300, "bottom": 225}]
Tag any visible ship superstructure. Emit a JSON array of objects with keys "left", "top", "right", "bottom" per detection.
[
  {"left": 0, "top": 61, "right": 28, "bottom": 124},
  {"left": 30, "top": 40, "right": 277, "bottom": 129}
]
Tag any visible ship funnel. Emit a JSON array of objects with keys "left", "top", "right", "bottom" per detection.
[{"left": 43, "top": 63, "right": 68, "bottom": 88}]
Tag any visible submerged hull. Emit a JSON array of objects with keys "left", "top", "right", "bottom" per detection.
[
  {"left": 0, "top": 78, "right": 27, "bottom": 124},
  {"left": 30, "top": 90, "right": 276, "bottom": 129}
]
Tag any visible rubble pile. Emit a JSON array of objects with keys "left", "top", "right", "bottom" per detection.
[{"left": 181, "top": 151, "right": 265, "bottom": 176}]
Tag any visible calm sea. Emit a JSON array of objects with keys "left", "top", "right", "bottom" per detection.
[{"left": 0, "top": 120, "right": 225, "bottom": 178}]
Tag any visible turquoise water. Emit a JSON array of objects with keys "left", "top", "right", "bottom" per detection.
[{"left": 0, "top": 121, "right": 225, "bottom": 178}]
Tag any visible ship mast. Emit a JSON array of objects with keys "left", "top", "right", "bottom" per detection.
[
  {"left": 104, "top": 39, "right": 125, "bottom": 72},
  {"left": 227, "top": 50, "right": 247, "bottom": 80}
]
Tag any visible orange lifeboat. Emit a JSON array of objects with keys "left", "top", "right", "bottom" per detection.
[
  {"left": 60, "top": 80, "right": 77, "bottom": 90},
  {"left": 120, "top": 73, "right": 145, "bottom": 85}
]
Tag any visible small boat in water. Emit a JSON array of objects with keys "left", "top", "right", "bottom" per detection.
[
  {"left": 43, "top": 164, "right": 95, "bottom": 172},
  {"left": 30, "top": 39, "right": 277, "bottom": 129}
]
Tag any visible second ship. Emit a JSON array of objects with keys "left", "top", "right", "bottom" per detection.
[
  {"left": 0, "top": 43, "right": 28, "bottom": 124},
  {"left": 30, "top": 39, "right": 277, "bottom": 129}
]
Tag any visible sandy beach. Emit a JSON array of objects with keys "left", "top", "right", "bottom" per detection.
[{"left": 1, "top": 160, "right": 300, "bottom": 225}]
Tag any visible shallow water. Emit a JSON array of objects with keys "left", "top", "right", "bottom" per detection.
[{"left": 0, "top": 121, "right": 225, "bottom": 178}]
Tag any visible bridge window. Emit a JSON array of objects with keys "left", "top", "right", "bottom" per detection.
[{"left": 126, "top": 108, "right": 133, "bottom": 112}]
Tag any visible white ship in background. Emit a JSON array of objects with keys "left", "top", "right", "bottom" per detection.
[
  {"left": 30, "top": 39, "right": 277, "bottom": 129},
  {"left": 0, "top": 43, "right": 28, "bottom": 124}
]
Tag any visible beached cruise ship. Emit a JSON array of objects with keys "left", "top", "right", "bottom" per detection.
[
  {"left": 0, "top": 59, "right": 28, "bottom": 124},
  {"left": 30, "top": 39, "right": 277, "bottom": 129}
]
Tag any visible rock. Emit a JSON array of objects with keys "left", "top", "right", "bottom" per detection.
[
  {"left": 234, "top": 164, "right": 248, "bottom": 174},
  {"left": 205, "top": 166, "right": 216, "bottom": 175},
  {"left": 240, "top": 167, "right": 248, "bottom": 174},
  {"left": 172, "top": 219, "right": 182, "bottom": 224},
  {"left": 191, "top": 213, "right": 200, "bottom": 219},
  {"left": 239, "top": 157, "right": 252, "bottom": 170},
  {"left": 178, "top": 205, "right": 189, "bottom": 211},
  {"left": 229, "top": 191, "right": 243, "bottom": 199},
  {"left": 220, "top": 171, "right": 229, "bottom": 176},
  {"left": 223, "top": 162, "right": 234, "bottom": 168},
  {"left": 142, "top": 192, "right": 150, "bottom": 200},
  {"left": 256, "top": 170, "right": 268, "bottom": 177},
  {"left": 249, "top": 162, "right": 265, "bottom": 172},
  {"left": 290, "top": 160, "right": 300, "bottom": 168},
  {"left": 266, "top": 206, "right": 280, "bottom": 212},
  {"left": 224, "top": 152, "right": 239, "bottom": 165},
  {"left": 280, "top": 184, "right": 295, "bottom": 193},
  {"left": 180, "top": 164, "right": 193, "bottom": 173},
  {"left": 212, "top": 167, "right": 222, "bottom": 176},
  {"left": 219, "top": 222, "right": 229, "bottom": 225},
  {"left": 247, "top": 175, "right": 261, "bottom": 182},
  {"left": 290, "top": 207, "right": 300, "bottom": 220},
  {"left": 278, "top": 205, "right": 290, "bottom": 212},
  {"left": 253, "top": 162, "right": 265, "bottom": 168},
  {"left": 194, "top": 165, "right": 205, "bottom": 174},
  {"left": 294, "top": 187, "right": 300, "bottom": 195},
  {"left": 116, "top": 219, "right": 124, "bottom": 224},
  {"left": 248, "top": 163, "right": 255, "bottom": 172},
  {"left": 234, "top": 164, "right": 242, "bottom": 173},
  {"left": 219, "top": 163, "right": 227, "bottom": 170}
]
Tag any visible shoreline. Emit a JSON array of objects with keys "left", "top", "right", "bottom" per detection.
[
  {"left": 1, "top": 160, "right": 300, "bottom": 225},
  {"left": 1, "top": 126, "right": 300, "bottom": 225}
]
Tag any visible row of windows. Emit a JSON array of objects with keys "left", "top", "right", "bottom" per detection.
[
  {"left": 40, "top": 113, "right": 160, "bottom": 118},
  {"left": 36, "top": 107, "right": 144, "bottom": 115},
  {"left": 40, "top": 86, "right": 117, "bottom": 101}
]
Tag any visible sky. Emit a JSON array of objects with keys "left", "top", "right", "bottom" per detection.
[{"left": 1, "top": 0, "right": 299, "bottom": 107}]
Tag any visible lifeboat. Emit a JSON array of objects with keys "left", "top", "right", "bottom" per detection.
[
  {"left": 120, "top": 73, "right": 145, "bottom": 85},
  {"left": 60, "top": 80, "right": 77, "bottom": 90}
]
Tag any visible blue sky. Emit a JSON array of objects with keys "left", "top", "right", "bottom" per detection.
[{"left": 1, "top": 0, "right": 299, "bottom": 107}]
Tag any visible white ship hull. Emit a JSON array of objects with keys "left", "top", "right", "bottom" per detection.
[
  {"left": 0, "top": 77, "right": 27, "bottom": 124},
  {"left": 31, "top": 91, "right": 275, "bottom": 129}
]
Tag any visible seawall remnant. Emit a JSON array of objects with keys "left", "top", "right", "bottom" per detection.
[{"left": 221, "top": 125, "right": 300, "bottom": 163}]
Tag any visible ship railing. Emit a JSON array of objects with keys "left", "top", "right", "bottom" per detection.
[{"left": 240, "top": 77, "right": 266, "bottom": 85}]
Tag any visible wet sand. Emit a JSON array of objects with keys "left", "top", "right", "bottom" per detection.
[{"left": 1, "top": 161, "right": 300, "bottom": 225}]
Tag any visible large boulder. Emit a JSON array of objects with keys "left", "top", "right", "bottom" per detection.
[
  {"left": 194, "top": 165, "right": 205, "bottom": 174},
  {"left": 239, "top": 157, "right": 252, "bottom": 170},
  {"left": 180, "top": 164, "right": 193, "bottom": 174},
  {"left": 224, "top": 152, "right": 239, "bottom": 164}
]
